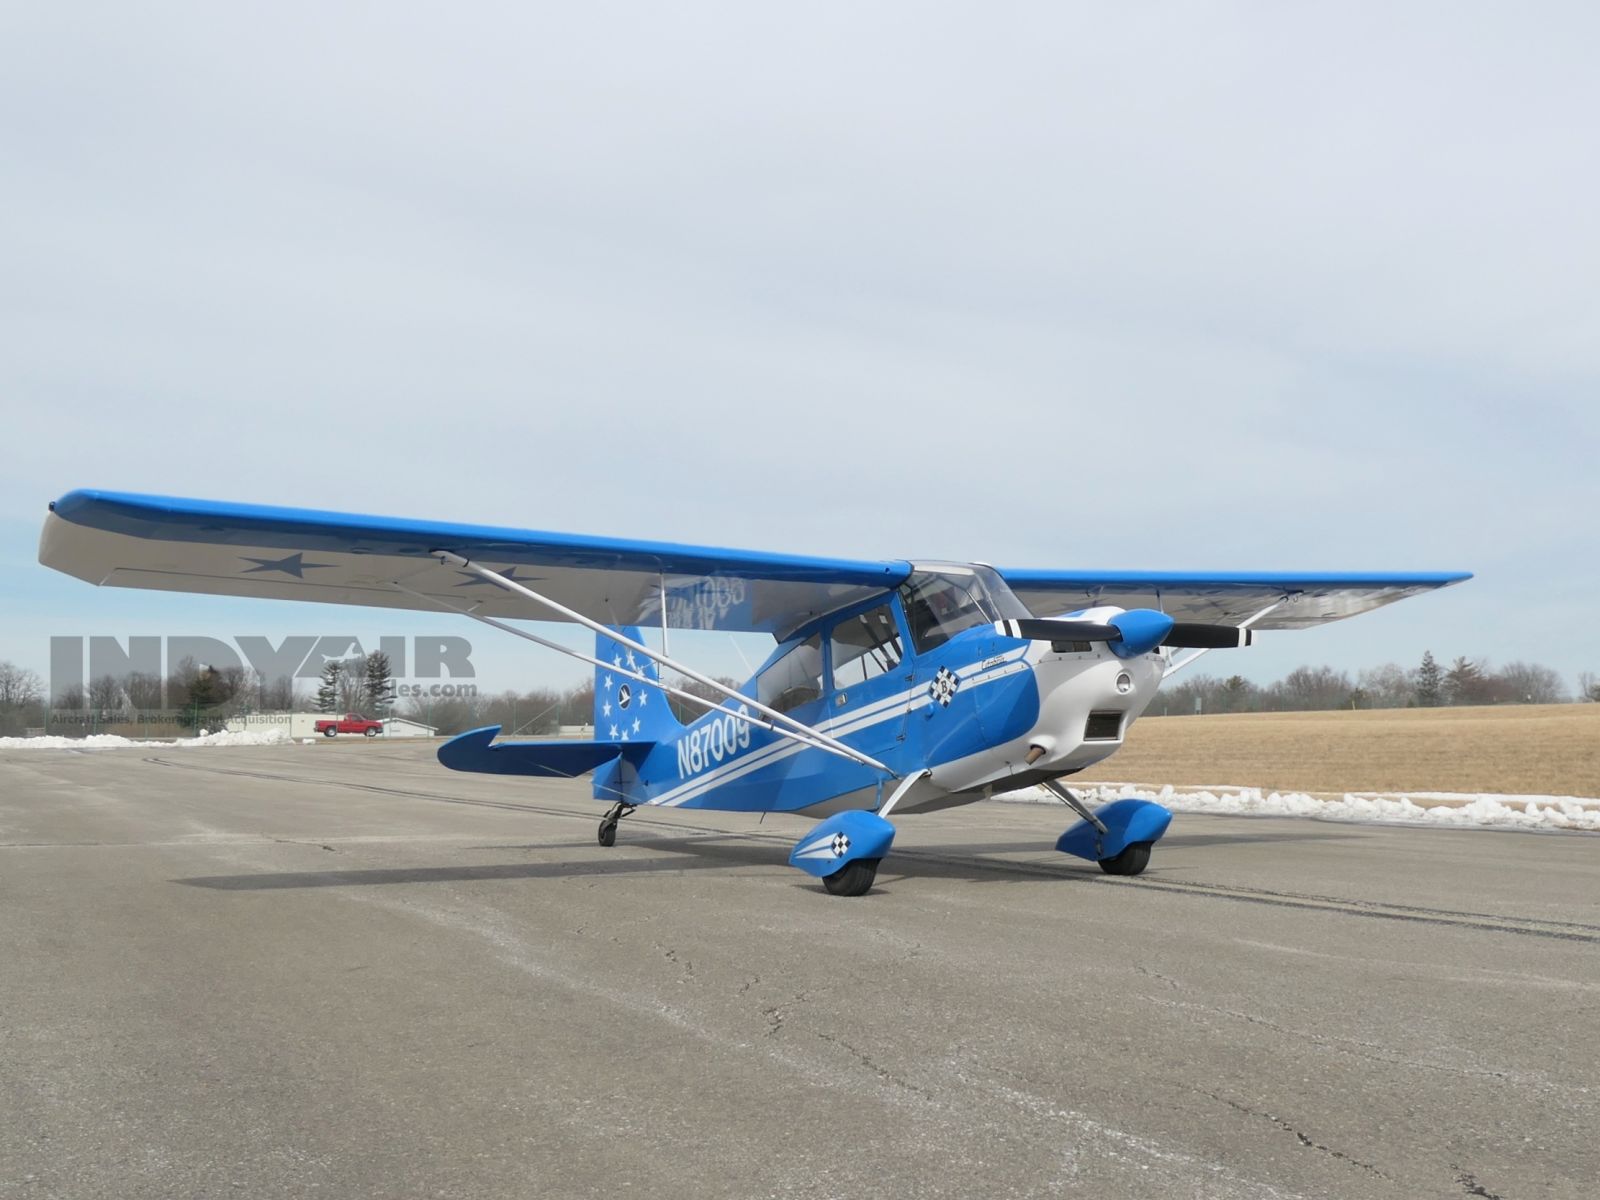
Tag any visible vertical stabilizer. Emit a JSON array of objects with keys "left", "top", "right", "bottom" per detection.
[{"left": 594, "top": 627, "right": 678, "bottom": 744}]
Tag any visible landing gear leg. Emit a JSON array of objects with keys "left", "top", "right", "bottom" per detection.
[{"left": 598, "top": 801, "right": 634, "bottom": 848}]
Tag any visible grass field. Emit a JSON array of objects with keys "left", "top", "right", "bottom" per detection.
[{"left": 1072, "top": 703, "right": 1600, "bottom": 799}]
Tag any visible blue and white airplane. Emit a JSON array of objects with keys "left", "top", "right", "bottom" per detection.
[{"left": 39, "top": 490, "right": 1469, "bottom": 896}]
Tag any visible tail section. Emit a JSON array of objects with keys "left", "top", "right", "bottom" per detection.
[{"left": 594, "top": 627, "right": 679, "bottom": 744}]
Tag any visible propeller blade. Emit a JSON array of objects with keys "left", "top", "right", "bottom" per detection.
[
  {"left": 994, "top": 618, "right": 1119, "bottom": 642},
  {"left": 1162, "top": 623, "right": 1254, "bottom": 649},
  {"left": 996, "top": 616, "right": 1254, "bottom": 651}
]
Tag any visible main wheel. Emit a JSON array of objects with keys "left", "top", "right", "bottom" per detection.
[
  {"left": 597, "top": 820, "right": 617, "bottom": 848},
  {"left": 1098, "top": 842, "right": 1152, "bottom": 876},
  {"left": 822, "top": 857, "right": 880, "bottom": 897}
]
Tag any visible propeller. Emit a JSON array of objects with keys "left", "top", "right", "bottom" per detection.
[{"left": 994, "top": 611, "right": 1253, "bottom": 657}]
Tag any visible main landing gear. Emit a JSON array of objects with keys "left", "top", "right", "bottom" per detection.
[
  {"left": 1096, "top": 842, "right": 1152, "bottom": 876},
  {"left": 1045, "top": 782, "right": 1171, "bottom": 877},
  {"left": 823, "top": 857, "right": 881, "bottom": 897},
  {"left": 597, "top": 801, "right": 635, "bottom": 847}
]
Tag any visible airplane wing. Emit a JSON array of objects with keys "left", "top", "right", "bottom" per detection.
[
  {"left": 999, "top": 568, "right": 1471, "bottom": 630},
  {"left": 38, "top": 490, "right": 909, "bottom": 638},
  {"left": 39, "top": 490, "right": 1468, "bottom": 638}
]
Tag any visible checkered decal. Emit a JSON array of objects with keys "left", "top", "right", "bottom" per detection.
[
  {"left": 831, "top": 833, "right": 851, "bottom": 858},
  {"left": 929, "top": 666, "right": 960, "bottom": 708}
]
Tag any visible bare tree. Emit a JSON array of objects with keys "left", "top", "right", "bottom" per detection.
[
  {"left": 1357, "top": 663, "right": 1413, "bottom": 708},
  {"left": 336, "top": 656, "right": 369, "bottom": 712},
  {"left": 1580, "top": 672, "right": 1600, "bottom": 702},
  {"left": 87, "top": 674, "right": 125, "bottom": 712},
  {"left": 1494, "top": 662, "right": 1568, "bottom": 704},
  {"left": 123, "top": 671, "right": 165, "bottom": 710},
  {"left": 1270, "top": 666, "right": 1353, "bottom": 712},
  {"left": 0, "top": 662, "right": 44, "bottom": 709}
]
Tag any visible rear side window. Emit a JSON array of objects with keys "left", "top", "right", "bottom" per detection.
[
  {"left": 755, "top": 635, "right": 824, "bottom": 714},
  {"left": 829, "top": 604, "right": 904, "bottom": 689}
]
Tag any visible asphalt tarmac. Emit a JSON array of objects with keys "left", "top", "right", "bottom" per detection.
[{"left": 2, "top": 741, "right": 1595, "bottom": 1200}]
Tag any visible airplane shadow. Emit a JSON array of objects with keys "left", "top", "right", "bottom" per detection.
[
  {"left": 175, "top": 835, "right": 786, "bottom": 892},
  {"left": 174, "top": 827, "right": 1356, "bottom": 894}
]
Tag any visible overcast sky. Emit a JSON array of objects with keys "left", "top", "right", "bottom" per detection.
[{"left": 3, "top": 2, "right": 1597, "bottom": 696}]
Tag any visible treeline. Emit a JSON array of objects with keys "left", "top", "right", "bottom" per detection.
[
  {"left": 1159, "top": 652, "right": 1598, "bottom": 716},
  {"left": 0, "top": 657, "right": 307, "bottom": 733}
]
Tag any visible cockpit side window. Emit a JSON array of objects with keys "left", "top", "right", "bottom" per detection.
[
  {"left": 899, "top": 572, "right": 992, "bottom": 653},
  {"left": 755, "top": 634, "right": 824, "bottom": 714},
  {"left": 828, "top": 603, "right": 904, "bottom": 689}
]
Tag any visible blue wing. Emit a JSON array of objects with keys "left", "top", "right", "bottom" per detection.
[
  {"left": 38, "top": 489, "right": 1468, "bottom": 637},
  {"left": 999, "top": 568, "right": 1471, "bottom": 630},
  {"left": 39, "top": 489, "right": 907, "bottom": 637}
]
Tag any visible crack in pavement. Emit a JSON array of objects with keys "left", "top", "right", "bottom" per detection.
[{"left": 1202, "top": 1091, "right": 1393, "bottom": 1183}]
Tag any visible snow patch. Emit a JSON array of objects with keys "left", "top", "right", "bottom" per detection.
[
  {"left": 0, "top": 729, "right": 292, "bottom": 750},
  {"left": 1000, "top": 782, "right": 1600, "bottom": 832}
]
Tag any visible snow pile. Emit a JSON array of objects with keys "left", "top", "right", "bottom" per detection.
[
  {"left": 0, "top": 728, "right": 291, "bottom": 750},
  {"left": 1002, "top": 781, "right": 1600, "bottom": 832}
]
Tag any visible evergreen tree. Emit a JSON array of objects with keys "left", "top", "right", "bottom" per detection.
[
  {"left": 1444, "top": 656, "right": 1487, "bottom": 706},
  {"left": 317, "top": 661, "right": 343, "bottom": 714},
  {"left": 364, "top": 652, "right": 395, "bottom": 716},
  {"left": 1414, "top": 651, "right": 1442, "bottom": 707}
]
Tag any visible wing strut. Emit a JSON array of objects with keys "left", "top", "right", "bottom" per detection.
[{"left": 392, "top": 565, "right": 892, "bottom": 776}]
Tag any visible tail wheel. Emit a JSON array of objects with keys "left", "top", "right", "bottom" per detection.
[
  {"left": 822, "top": 857, "right": 880, "bottom": 897},
  {"left": 597, "top": 820, "right": 618, "bottom": 847},
  {"left": 1098, "top": 842, "right": 1152, "bottom": 876}
]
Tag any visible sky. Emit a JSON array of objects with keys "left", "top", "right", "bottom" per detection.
[{"left": 3, "top": 2, "right": 1597, "bottom": 699}]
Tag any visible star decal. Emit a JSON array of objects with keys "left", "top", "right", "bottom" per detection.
[
  {"left": 240, "top": 553, "right": 333, "bottom": 579},
  {"left": 454, "top": 566, "right": 540, "bottom": 589},
  {"left": 625, "top": 650, "right": 637, "bottom": 669},
  {"left": 602, "top": 700, "right": 612, "bottom": 718},
  {"left": 603, "top": 674, "right": 614, "bottom": 692},
  {"left": 637, "top": 690, "right": 648, "bottom": 708},
  {"left": 632, "top": 717, "right": 641, "bottom": 734},
  {"left": 609, "top": 723, "right": 619, "bottom": 739}
]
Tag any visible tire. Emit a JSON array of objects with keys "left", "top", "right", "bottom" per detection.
[
  {"left": 1098, "top": 842, "right": 1152, "bottom": 876},
  {"left": 822, "top": 857, "right": 880, "bottom": 897},
  {"left": 323, "top": 728, "right": 337, "bottom": 738},
  {"left": 364, "top": 727, "right": 378, "bottom": 737},
  {"left": 597, "top": 821, "right": 617, "bottom": 848}
]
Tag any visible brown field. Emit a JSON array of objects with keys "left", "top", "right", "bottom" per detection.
[{"left": 1073, "top": 703, "right": 1600, "bottom": 799}]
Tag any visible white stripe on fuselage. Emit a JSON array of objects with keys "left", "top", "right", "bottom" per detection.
[{"left": 644, "top": 648, "right": 1030, "bottom": 808}]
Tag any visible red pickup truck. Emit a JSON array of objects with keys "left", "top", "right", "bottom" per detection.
[{"left": 315, "top": 712, "right": 384, "bottom": 738}]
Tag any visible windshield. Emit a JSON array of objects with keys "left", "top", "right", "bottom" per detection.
[
  {"left": 900, "top": 567, "right": 1031, "bottom": 652},
  {"left": 900, "top": 572, "right": 990, "bottom": 652}
]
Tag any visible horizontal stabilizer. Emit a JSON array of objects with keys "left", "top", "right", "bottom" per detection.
[{"left": 437, "top": 725, "right": 635, "bottom": 778}]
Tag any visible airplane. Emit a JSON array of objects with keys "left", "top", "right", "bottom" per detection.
[{"left": 38, "top": 489, "right": 1469, "bottom": 896}]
